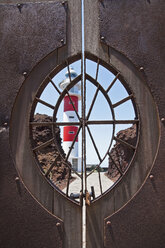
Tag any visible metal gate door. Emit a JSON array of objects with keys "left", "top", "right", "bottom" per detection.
[
  {"left": 8, "top": 0, "right": 161, "bottom": 248},
  {"left": 9, "top": 1, "right": 83, "bottom": 247},
  {"left": 84, "top": 1, "right": 160, "bottom": 247}
]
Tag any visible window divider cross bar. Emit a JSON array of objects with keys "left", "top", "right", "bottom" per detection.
[
  {"left": 45, "top": 154, "right": 60, "bottom": 177},
  {"left": 86, "top": 85, "right": 100, "bottom": 120},
  {"left": 35, "top": 97, "right": 55, "bottom": 110},
  {"left": 48, "top": 76, "right": 61, "bottom": 95},
  {"left": 106, "top": 72, "right": 120, "bottom": 93},
  {"left": 112, "top": 94, "right": 133, "bottom": 108},
  {"left": 33, "top": 138, "right": 54, "bottom": 152},
  {"left": 65, "top": 125, "right": 82, "bottom": 161},
  {"left": 86, "top": 125, "right": 102, "bottom": 163}
]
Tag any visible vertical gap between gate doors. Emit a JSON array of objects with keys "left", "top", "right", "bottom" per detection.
[{"left": 81, "top": 0, "right": 86, "bottom": 247}]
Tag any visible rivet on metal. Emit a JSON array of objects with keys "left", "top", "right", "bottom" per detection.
[
  {"left": 149, "top": 174, "right": 154, "bottom": 179},
  {"left": 17, "top": 3, "right": 23, "bottom": 13},
  {"left": 23, "top": 71, "right": 27, "bottom": 77},
  {"left": 101, "top": 36, "right": 105, "bottom": 41},
  {"left": 15, "top": 177, "right": 22, "bottom": 195},
  {"left": 62, "top": 1, "right": 68, "bottom": 9},
  {"left": 15, "top": 177, "right": 19, "bottom": 182},
  {"left": 106, "top": 221, "right": 111, "bottom": 227},
  {"left": 139, "top": 67, "right": 144, "bottom": 71},
  {"left": 56, "top": 222, "right": 62, "bottom": 234},
  {"left": 161, "top": 118, "right": 165, "bottom": 123},
  {"left": 61, "top": 39, "right": 64, "bottom": 44}
]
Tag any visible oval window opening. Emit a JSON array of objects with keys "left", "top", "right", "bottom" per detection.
[{"left": 29, "top": 56, "right": 139, "bottom": 203}]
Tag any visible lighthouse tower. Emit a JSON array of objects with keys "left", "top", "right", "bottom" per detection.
[{"left": 59, "top": 68, "right": 81, "bottom": 171}]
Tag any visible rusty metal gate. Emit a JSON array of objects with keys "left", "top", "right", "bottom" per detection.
[{"left": 1, "top": 0, "right": 164, "bottom": 248}]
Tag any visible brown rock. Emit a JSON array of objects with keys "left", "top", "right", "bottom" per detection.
[
  {"left": 31, "top": 114, "right": 70, "bottom": 189},
  {"left": 108, "top": 124, "right": 137, "bottom": 180}
]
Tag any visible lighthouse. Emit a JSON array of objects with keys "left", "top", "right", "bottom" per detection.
[{"left": 59, "top": 68, "right": 81, "bottom": 172}]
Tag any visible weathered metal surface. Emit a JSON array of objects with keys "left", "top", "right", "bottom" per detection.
[
  {"left": 1, "top": 0, "right": 82, "bottom": 247},
  {"left": 99, "top": 0, "right": 165, "bottom": 115},
  {"left": 0, "top": 130, "right": 63, "bottom": 248},
  {"left": 56, "top": 221, "right": 64, "bottom": 247},
  {"left": 86, "top": 50, "right": 160, "bottom": 247},
  {"left": 0, "top": 1, "right": 66, "bottom": 124},
  {"left": 10, "top": 52, "right": 82, "bottom": 248},
  {"left": 1, "top": 0, "right": 165, "bottom": 247},
  {"left": 84, "top": 0, "right": 165, "bottom": 248},
  {"left": 84, "top": 0, "right": 109, "bottom": 64}
]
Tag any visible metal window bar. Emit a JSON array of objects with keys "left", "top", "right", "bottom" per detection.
[
  {"left": 108, "top": 154, "right": 123, "bottom": 176},
  {"left": 86, "top": 84, "right": 100, "bottom": 120},
  {"left": 66, "top": 168, "right": 72, "bottom": 197},
  {"left": 84, "top": 58, "right": 87, "bottom": 193},
  {"left": 30, "top": 119, "right": 139, "bottom": 127},
  {"left": 112, "top": 94, "right": 133, "bottom": 108},
  {"left": 86, "top": 126, "right": 103, "bottom": 193},
  {"left": 65, "top": 125, "right": 82, "bottom": 161},
  {"left": 95, "top": 58, "right": 100, "bottom": 82},
  {"left": 106, "top": 72, "right": 120, "bottom": 93},
  {"left": 35, "top": 97, "right": 55, "bottom": 110},
  {"left": 48, "top": 76, "right": 61, "bottom": 95},
  {"left": 86, "top": 126, "right": 102, "bottom": 163},
  {"left": 114, "top": 136, "right": 136, "bottom": 150},
  {"left": 33, "top": 138, "right": 54, "bottom": 152},
  {"left": 45, "top": 154, "right": 60, "bottom": 177}
]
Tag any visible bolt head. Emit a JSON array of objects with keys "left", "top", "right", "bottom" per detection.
[
  {"left": 23, "top": 71, "right": 27, "bottom": 77},
  {"left": 56, "top": 222, "right": 61, "bottom": 227},
  {"left": 15, "top": 177, "right": 19, "bottom": 181},
  {"left": 61, "top": 39, "right": 64, "bottom": 44},
  {"left": 149, "top": 174, "right": 154, "bottom": 179},
  {"left": 106, "top": 221, "right": 111, "bottom": 226},
  {"left": 139, "top": 67, "right": 144, "bottom": 71},
  {"left": 101, "top": 36, "right": 105, "bottom": 41},
  {"left": 161, "top": 118, "right": 165, "bottom": 123}
]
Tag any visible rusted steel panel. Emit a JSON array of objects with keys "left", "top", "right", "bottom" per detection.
[
  {"left": 0, "top": 2, "right": 66, "bottom": 69},
  {"left": 85, "top": 51, "right": 160, "bottom": 248},
  {"left": 0, "top": 1, "right": 66, "bottom": 124},
  {"left": 0, "top": 131, "right": 63, "bottom": 248},
  {"left": 1, "top": 0, "right": 82, "bottom": 247},
  {"left": 99, "top": 0, "right": 165, "bottom": 114},
  {"left": 84, "top": 0, "right": 109, "bottom": 64},
  {"left": 83, "top": 1, "right": 165, "bottom": 248},
  {"left": 10, "top": 50, "right": 82, "bottom": 248}
]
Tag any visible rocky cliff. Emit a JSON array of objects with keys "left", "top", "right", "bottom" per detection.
[
  {"left": 32, "top": 114, "right": 69, "bottom": 189},
  {"left": 108, "top": 124, "right": 137, "bottom": 180}
]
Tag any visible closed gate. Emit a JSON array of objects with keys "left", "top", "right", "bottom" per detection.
[{"left": 5, "top": 0, "right": 162, "bottom": 248}]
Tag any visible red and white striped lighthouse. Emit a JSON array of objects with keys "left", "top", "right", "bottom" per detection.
[{"left": 59, "top": 68, "right": 81, "bottom": 171}]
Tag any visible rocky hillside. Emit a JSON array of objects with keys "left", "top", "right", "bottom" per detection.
[
  {"left": 32, "top": 114, "right": 69, "bottom": 189},
  {"left": 108, "top": 124, "right": 137, "bottom": 180}
]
